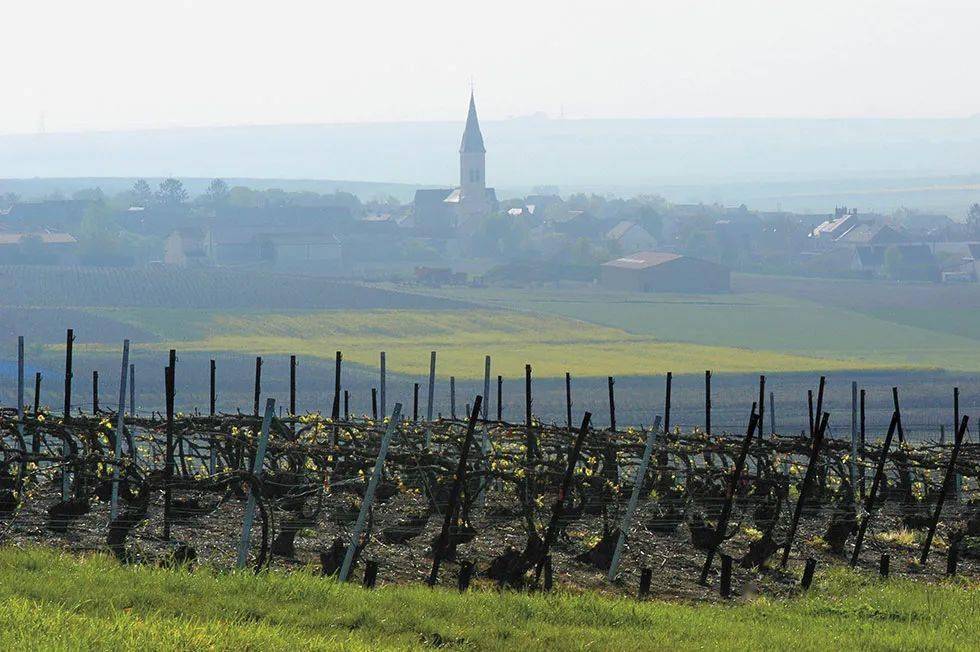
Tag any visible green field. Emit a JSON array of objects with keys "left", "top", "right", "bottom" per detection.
[
  {"left": 72, "top": 307, "right": 883, "bottom": 379},
  {"left": 13, "top": 265, "right": 980, "bottom": 377},
  {"left": 413, "top": 277, "right": 980, "bottom": 372},
  {"left": 0, "top": 548, "right": 975, "bottom": 650}
]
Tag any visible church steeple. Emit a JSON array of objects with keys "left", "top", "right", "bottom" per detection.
[
  {"left": 459, "top": 91, "right": 487, "bottom": 209},
  {"left": 459, "top": 91, "right": 486, "bottom": 154}
]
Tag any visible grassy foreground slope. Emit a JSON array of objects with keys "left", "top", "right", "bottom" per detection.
[
  {"left": 0, "top": 548, "right": 976, "bottom": 650},
  {"left": 74, "top": 308, "right": 879, "bottom": 379}
]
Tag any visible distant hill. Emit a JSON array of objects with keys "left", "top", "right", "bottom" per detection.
[{"left": 3, "top": 117, "right": 980, "bottom": 214}]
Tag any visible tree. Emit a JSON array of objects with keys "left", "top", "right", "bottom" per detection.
[
  {"left": 968, "top": 203, "right": 980, "bottom": 237},
  {"left": 131, "top": 179, "right": 153, "bottom": 206},
  {"left": 72, "top": 187, "right": 105, "bottom": 202},
  {"left": 78, "top": 203, "right": 121, "bottom": 259},
  {"left": 155, "top": 178, "right": 188, "bottom": 206},
  {"left": 202, "top": 178, "right": 230, "bottom": 206}
]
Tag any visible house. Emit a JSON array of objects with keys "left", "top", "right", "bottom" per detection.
[
  {"left": 4, "top": 200, "right": 94, "bottom": 230},
  {"left": 810, "top": 207, "right": 863, "bottom": 240},
  {"left": 882, "top": 244, "right": 940, "bottom": 282},
  {"left": 163, "top": 227, "right": 207, "bottom": 267},
  {"left": 549, "top": 210, "right": 605, "bottom": 239},
  {"left": 414, "top": 266, "right": 466, "bottom": 286},
  {"left": 600, "top": 251, "right": 730, "bottom": 293},
  {"left": 834, "top": 223, "right": 907, "bottom": 246},
  {"left": 0, "top": 230, "right": 78, "bottom": 264},
  {"left": 605, "top": 220, "right": 657, "bottom": 253},
  {"left": 204, "top": 226, "right": 341, "bottom": 271}
]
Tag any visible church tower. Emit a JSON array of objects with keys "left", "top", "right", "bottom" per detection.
[{"left": 458, "top": 91, "right": 487, "bottom": 214}]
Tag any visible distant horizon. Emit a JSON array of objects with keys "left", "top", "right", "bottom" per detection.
[{"left": 7, "top": 112, "right": 980, "bottom": 139}]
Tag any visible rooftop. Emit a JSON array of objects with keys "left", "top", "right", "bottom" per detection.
[{"left": 601, "top": 251, "right": 682, "bottom": 269}]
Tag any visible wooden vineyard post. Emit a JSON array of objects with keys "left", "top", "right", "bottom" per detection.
[
  {"left": 425, "top": 351, "right": 436, "bottom": 448},
  {"left": 608, "top": 415, "right": 662, "bottom": 581},
  {"left": 812, "top": 377, "right": 825, "bottom": 437},
  {"left": 532, "top": 411, "right": 592, "bottom": 584},
  {"left": 236, "top": 397, "right": 275, "bottom": 569},
  {"left": 253, "top": 356, "right": 262, "bottom": 417},
  {"left": 344, "top": 390, "right": 349, "bottom": 421},
  {"left": 129, "top": 363, "right": 135, "bottom": 418},
  {"left": 92, "top": 370, "right": 99, "bottom": 413},
  {"left": 860, "top": 388, "right": 866, "bottom": 498},
  {"left": 478, "top": 356, "right": 492, "bottom": 507},
  {"left": 705, "top": 370, "right": 711, "bottom": 436},
  {"left": 449, "top": 376, "right": 456, "bottom": 420},
  {"left": 524, "top": 364, "right": 536, "bottom": 459},
  {"left": 413, "top": 383, "right": 419, "bottom": 422},
  {"left": 33, "top": 371, "right": 42, "bottom": 414},
  {"left": 61, "top": 328, "right": 74, "bottom": 501},
  {"left": 164, "top": 365, "right": 175, "bottom": 540},
  {"left": 850, "top": 411, "right": 900, "bottom": 567},
  {"left": 371, "top": 388, "right": 378, "bottom": 420},
  {"left": 379, "top": 351, "right": 386, "bottom": 419},
  {"left": 332, "top": 351, "right": 342, "bottom": 422},
  {"left": 638, "top": 568, "right": 652, "bottom": 597},
  {"left": 891, "top": 387, "right": 912, "bottom": 503},
  {"left": 757, "top": 375, "right": 765, "bottom": 438},
  {"left": 458, "top": 561, "right": 474, "bottom": 592},
  {"left": 110, "top": 340, "right": 130, "bottom": 520},
  {"left": 807, "top": 390, "right": 814, "bottom": 437},
  {"left": 32, "top": 372, "right": 41, "bottom": 455},
  {"left": 850, "top": 381, "right": 858, "bottom": 506},
  {"left": 608, "top": 376, "right": 616, "bottom": 432},
  {"left": 17, "top": 337, "right": 25, "bottom": 474},
  {"left": 769, "top": 391, "right": 775, "bottom": 434},
  {"left": 428, "top": 396, "right": 482, "bottom": 586},
  {"left": 953, "top": 387, "right": 962, "bottom": 501},
  {"left": 565, "top": 372, "right": 572, "bottom": 431},
  {"left": 482, "top": 355, "right": 491, "bottom": 423},
  {"left": 426, "top": 350, "right": 437, "bottom": 422},
  {"left": 289, "top": 355, "right": 297, "bottom": 417},
  {"left": 497, "top": 375, "right": 503, "bottom": 422},
  {"left": 209, "top": 359, "right": 217, "bottom": 474},
  {"left": 363, "top": 561, "right": 378, "bottom": 589},
  {"left": 920, "top": 415, "right": 968, "bottom": 564},
  {"left": 780, "top": 412, "right": 829, "bottom": 568},
  {"left": 801, "top": 558, "right": 817, "bottom": 591},
  {"left": 699, "top": 406, "right": 759, "bottom": 585},
  {"left": 209, "top": 359, "right": 216, "bottom": 417},
  {"left": 719, "top": 554, "right": 732, "bottom": 598},
  {"left": 339, "top": 403, "right": 403, "bottom": 582}
]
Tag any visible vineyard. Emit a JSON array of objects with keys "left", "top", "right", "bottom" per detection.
[
  {"left": 0, "top": 345, "right": 977, "bottom": 601},
  {"left": 0, "top": 265, "right": 464, "bottom": 310}
]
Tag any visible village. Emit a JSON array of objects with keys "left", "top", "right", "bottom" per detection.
[{"left": 2, "top": 93, "right": 980, "bottom": 293}]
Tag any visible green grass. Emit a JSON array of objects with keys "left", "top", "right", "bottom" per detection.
[
  {"left": 0, "top": 547, "right": 976, "bottom": 650},
  {"left": 413, "top": 284, "right": 980, "bottom": 372},
  {"left": 71, "top": 308, "right": 883, "bottom": 379}
]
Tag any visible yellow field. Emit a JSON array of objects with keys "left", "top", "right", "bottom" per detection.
[{"left": 83, "top": 309, "right": 900, "bottom": 379}]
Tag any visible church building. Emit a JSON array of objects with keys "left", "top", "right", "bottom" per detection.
[{"left": 412, "top": 92, "right": 498, "bottom": 235}]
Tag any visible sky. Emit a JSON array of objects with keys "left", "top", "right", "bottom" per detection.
[{"left": 3, "top": 0, "right": 979, "bottom": 134}]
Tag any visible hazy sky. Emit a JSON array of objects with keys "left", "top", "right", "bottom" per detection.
[{"left": 4, "top": 0, "right": 978, "bottom": 134}]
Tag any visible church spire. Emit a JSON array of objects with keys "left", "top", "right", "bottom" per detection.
[{"left": 459, "top": 91, "right": 486, "bottom": 154}]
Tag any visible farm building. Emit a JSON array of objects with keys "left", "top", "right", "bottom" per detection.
[
  {"left": 0, "top": 230, "right": 78, "bottom": 265},
  {"left": 600, "top": 251, "right": 730, "bottom": 293},
  {"left": 604, "top": 220, "right": 657, "bottom": 253}
]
